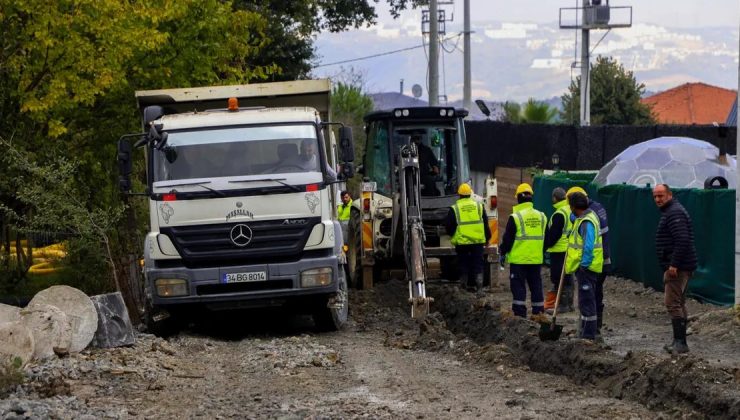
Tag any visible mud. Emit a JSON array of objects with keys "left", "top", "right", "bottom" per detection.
[{"left": 431, "top": 283, "right": 740, "bottom": 418}]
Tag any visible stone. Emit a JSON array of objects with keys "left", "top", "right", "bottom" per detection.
[
  {"left": 28, "top": 285, "right": 98, "bottom": 352},
  {"left": 0, "top": 321, "right": 35, "bottom": 366},
  {"left": 0, "top": 303, "right": 21, "bottom": 324},
  {"left": 90, "top": 292, "right": 135, "bottom": 348},
  {"left": 20, "top": 304, "right": 73, "bottom": 359}
]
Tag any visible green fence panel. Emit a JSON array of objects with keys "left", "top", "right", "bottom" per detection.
[{"left": 531, "top": 174, "right": 735, "bottom": 306}]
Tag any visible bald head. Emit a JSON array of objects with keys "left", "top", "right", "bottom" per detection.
[{"left": 653, "top": 183, "right": 672, "bottom": 208}]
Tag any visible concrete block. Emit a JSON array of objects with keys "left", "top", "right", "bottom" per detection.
[
  {"left": 28, "top": 285, "right": 98, "bottom": 353},
  {"left": 90, "top": 292, "right": 135, "bottom": 348},
  {"left": 20, "top": 304, "right": 72, "bottom": 359},
  {"left": 0, "top": 303, "right": 21, "bottom": 324},
  {"left": 0, "top": 321, "right": 34, "bottom": 367}
]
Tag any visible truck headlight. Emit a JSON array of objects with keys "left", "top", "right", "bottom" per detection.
[
  {"left": 300, "top": 267, "right": 333, "bottom": 288},
  {"left": 155, "top": 278, "right": 188, "bottom": 297}
]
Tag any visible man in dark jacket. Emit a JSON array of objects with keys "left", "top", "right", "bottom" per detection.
[{"left": 653, "top": 184, "right": 697, "bottom": 354}]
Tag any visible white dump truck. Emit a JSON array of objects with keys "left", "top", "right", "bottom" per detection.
[{"left": 116, "top": 80, "right": 354, "bottom": 333}]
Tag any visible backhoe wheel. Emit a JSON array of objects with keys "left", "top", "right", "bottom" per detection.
[
  {"left": 313, "top": 265, "right": 349, "bottom": 332},
  {"left": 347, "top": 208, "right": 364, "bottom": 289}
]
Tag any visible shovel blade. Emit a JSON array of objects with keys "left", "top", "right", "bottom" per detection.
[{"left": 538, "top": 322, "right": 563, "bottom": 341}]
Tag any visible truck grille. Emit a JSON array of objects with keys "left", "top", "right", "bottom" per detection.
[{"left": 160, "top": 218, "right": 321, "bottom": 266}]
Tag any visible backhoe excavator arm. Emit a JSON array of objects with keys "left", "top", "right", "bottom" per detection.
[{"left": 398, "top": 143, "right": 433, "bottom": 318}]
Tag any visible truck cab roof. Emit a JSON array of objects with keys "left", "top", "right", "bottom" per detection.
[{"left": 154, "top": 107, "right": 321, "bottom": 131}]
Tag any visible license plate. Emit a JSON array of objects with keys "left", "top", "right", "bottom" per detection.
[{"left": 222, "top": 271, "right": 267, "bottom": 283}]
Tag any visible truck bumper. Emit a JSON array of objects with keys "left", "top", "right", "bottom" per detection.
[{"left": 146, "top": 253, "right": 340, "bottom": 311}]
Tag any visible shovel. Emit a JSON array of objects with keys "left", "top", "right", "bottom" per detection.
[{"left": 539, "top": 256, "right": 567, "bottom": 341}]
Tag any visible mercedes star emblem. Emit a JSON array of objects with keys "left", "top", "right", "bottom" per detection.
[{"left": 229, "top": 224, "right": 253, "bottom": 247}]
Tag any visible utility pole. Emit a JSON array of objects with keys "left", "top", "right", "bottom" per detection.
[
  {"left": 735, "top": 16, "right": 740, "bottom": 310},
  {"left": 463, "top": 0, "right": 471, "bottom": 111},
  {"left": 428, "top": 0, "right": 439, "bottom": 106},
  {"left": 580, "top": 0, "right": 590, "bottom": 126},
  {"left": 560, "top": 1, "right": 632, "bottom": 126}
]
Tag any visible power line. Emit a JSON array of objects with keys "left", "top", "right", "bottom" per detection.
[{"left": 315, "top": 33, "right": 463, "bottom": 69}]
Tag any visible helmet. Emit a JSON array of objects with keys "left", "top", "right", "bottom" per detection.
[
  {"left": 566, "top": 186, "right": 588, "bottom": 198},
  {"left": 457, "top": 183, "right": 473, "bottom": 196},
  {"left": 514, "top": 183, "right": 533, "bottom": 197}
]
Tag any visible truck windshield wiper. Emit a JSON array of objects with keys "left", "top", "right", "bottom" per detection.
[
  {"left": 229, "top": 178, "right": 302, "bottom": 192},
  {"left": 160, "top": 181, "right": 225, "bottom": 197}
]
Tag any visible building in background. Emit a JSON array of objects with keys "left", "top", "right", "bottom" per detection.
[{"left": 642, "top": 82, "right": 736, "bottom": 125}]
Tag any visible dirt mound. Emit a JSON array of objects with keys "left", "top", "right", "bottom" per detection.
[
  {"left": 689, "top": 309, "right": 740, "bottom": 344},
  {"left": 431, "top": 284, "right": 740, "bottom": 418}
]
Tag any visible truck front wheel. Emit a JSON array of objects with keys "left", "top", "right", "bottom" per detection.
[{"left": 312, "top": 265, "right": 349, "bottom": 331}]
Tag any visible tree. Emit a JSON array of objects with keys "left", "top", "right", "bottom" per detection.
[
  {"left": 330, "top": 75, "right": 374, "bottom": 194},
  {"left": 560, "top": 56, "right": 655, "bottom": 125},
  {"left": 0, "top": 0, "right": 275, "bottom": 308},
  {"left": 501, "top": 99, "right": 558, "bottom": 124}
]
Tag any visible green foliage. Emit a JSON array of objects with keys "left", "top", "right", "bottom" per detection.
[
  {"left": 330, "top": 75, "right": 374, "bottom": 195},
  {"left": 0, "top": 356, "right": 24, "bottom": 398},
  {"left": 502, "top": 99, "right": 558, "bottom": 124},
  {"left": 560, "top": 56, "right": 656, "bottom": 126},
  {"left": 502, "top": 101, "right": 522, "bottom": 123}
]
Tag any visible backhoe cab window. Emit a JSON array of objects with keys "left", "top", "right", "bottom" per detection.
[
  {"left": 152, "top": 125, "right": 323, "bottom": 181},
  {"left": 394, "top": 127, "right": 460, "bottom": 197},
  {"left": 364, "top": 121, "right": 391, "bottom": 196}
]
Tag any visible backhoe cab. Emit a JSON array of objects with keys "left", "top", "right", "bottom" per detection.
[{"left": 347, "top": 107, "right": 498, "bottom": 317}]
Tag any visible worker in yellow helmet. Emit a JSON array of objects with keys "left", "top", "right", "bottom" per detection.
[
  {"left": 445, "top": 183, "right": 491, "bottom": 292},
  {"left": 566, "top": 185, "right": 612, "bottom": 338},
  {"left": 499, "top": 183, "right": 546, "bottom": 318},
  {"left": 543, "top": 187, "right": 574, "bottom": 314}
]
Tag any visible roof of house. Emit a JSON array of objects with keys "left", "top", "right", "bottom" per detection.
[
  {"left": 641, "top": 82, "right": 737, "bottom": 125},
  {"left": 726, "top": 93, "right": 737, "bottom": 126}
]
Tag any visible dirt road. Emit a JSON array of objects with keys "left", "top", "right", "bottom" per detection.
[{"left": 1, "top": 273, "right": 738, "bottom": 419}]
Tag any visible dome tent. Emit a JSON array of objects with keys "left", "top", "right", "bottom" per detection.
[{"left": 593, "top": 137, "right": 736, "bottom": 189}]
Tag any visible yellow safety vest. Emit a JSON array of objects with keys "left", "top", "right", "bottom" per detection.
[
  {"left": 451, "top": 198, "right": 486, "bottom": 245},
  {"left": 565, "top": 210, "right": 604, "bottom": 274},
  {"left": 337, "top": 199, "right": 352, "bottom": 221},
  {"left": 508, "top": 202, "right": 546, "bottom": 264},
  {"left": 546, "top": 200, "right": 572, "bottom": 253}
]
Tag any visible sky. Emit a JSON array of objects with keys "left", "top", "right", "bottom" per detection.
[
  {"left": 374, "top": 0, "right": 740, "bottom": 29},
  {"left": 314, "top": 1, "right": 740, "bottom": 101}
]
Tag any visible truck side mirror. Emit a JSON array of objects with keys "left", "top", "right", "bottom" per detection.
[
  {"left": 339, "top": 126, "right": 354, "bottom": 162},
  {"left": 117, "top": 138, "right": 133, "bottom": 192}
]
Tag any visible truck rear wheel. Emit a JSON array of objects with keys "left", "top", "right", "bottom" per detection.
[{"left": 313, "top": 265, "right": 349, "bottom": 331}]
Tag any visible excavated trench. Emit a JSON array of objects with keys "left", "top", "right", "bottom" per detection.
[{"left": 428, "top": 284, "right": 740, "bottom": 418}]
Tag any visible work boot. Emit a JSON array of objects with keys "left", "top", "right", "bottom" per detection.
[
  {"left": 475, "top": 273, "right": 484, "bottom": 293},
  {"left": 557, "top": 285, "right": 574, "bottom": 313},
  {"left": 664, "top": 318, "right": 689, "bottom": 354},
  {"left": 544, "top": 290, "right": 557, "bottom": 311}
]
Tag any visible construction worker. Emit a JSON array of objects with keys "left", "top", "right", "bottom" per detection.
[
  {"left": 566, "top": 186, "right": 611, "bottom": 336},
  {"left": 445, "top": 183, "right": 491, "bottom": 292},
  {"left": 543, "top": 187, "right": 574, "bottom": 314},
  {"left": 337, "top": 191, "right": 352, "bottom": 244},
  {"left": 499, "top": 183, "right": 546, "bottom": 318},
  {"left": 566, "top": 191, "right": 603, "bottom": 340},
  {"left": 337, "top": 191, "right": 352, "bottom": 221}
]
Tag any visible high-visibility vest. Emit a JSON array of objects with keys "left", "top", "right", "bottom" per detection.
[
  {"left": 508, "top": 202, "right": 546, "bottom": 264},
  {"left": 450, "top": 198, "right": 486, "bottom": 245},
  {"left": 565, "top": 210, "right": 604, "bottom": 274},
  {"left": 337, "top": 199, "right": 352, "bottom": 221},
  {"left": 546, "top": 199, "right": 572, "bottom": 253}
]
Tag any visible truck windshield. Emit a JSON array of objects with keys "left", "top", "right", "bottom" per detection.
[{"left": 152, "top": 124, "right": 323, "bottom": 182}]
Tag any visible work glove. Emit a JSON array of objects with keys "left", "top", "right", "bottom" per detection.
[{"left": 499, "top": 254, "right": 506, "bottom": 268}]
